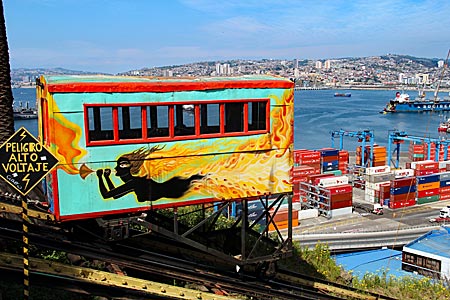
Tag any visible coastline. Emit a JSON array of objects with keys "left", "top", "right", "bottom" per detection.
[{"left": 296, "top": 86, "right": 450, "bottom": 93}]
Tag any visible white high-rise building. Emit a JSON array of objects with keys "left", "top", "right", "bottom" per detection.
[
  {"left": 215, "top": 63, "right": 231, "bottom": 75},
  {"left": 324, "top": 60, "right": 331, "bottom": 69},
  {"left": 163, "top": 70, "right": 173, "bottom": 77},
  {"left": 215, "top": 63, "right": 221, "bottom": 75},
  {"left": 315, "top": 61, "right": 322, "bottom": 69},
  {"left": 438, "top": 60, "right": 445, "bottom": 68}
]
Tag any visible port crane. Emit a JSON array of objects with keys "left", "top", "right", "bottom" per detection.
[
  {"left": 331, "top": 129, "right": 375, "bottom": 167},
  {"left": 387, "top": 130, "right": 450, "bottom": 168}
]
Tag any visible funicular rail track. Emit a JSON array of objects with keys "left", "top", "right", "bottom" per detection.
[
  {"left": 0, "top": 222, "right": 344, "bottom": 300},
  {"left": 0, "top": 204, "right": 398, "bottom": 300}
]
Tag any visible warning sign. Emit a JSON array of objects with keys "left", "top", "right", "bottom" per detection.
[{"left": 0, "top": 127, "right": 59, "bottom": 195}]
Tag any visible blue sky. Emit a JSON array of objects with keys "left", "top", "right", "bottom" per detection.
[{"left": 4, "top": 0, "right": 450, "bottom": 74}]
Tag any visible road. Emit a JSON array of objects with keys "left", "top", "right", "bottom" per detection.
[{"left": 294, "top": 190, "right": 449, "bottom": 235}]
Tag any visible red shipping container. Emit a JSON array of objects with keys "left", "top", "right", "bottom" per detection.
[
  {"left": 322, "top": 155, "right": 339, "bottom": 163},
  {"left": 390, "top": 193, "right": 416, "bottom": 202},
  {"left": 440, "top": 186, "right": 450, "bottom": 194},
  {"left": 300, "top": 158, "right": 321, "bottom": 165},
  {"left": 294, "top": 150, "right": 320, "bottom": 164},
  {"left": 415, "top": 161, "right": 439, "bottom": 171},
  {"left": 270, "top": 209, "right": 299, "bottom": 223},
  {"left": 417, "top": 188, "right": 440, "bottom": 198},
  {"left": 440, "top": 193, "right": 450, "bottom": 201},
  {"left": 330, "top": 199, "right": 352, "bottom": 209},
  {"left": 391, "top": 177, "right": 416, "bottom": 188},
  {"left": 329, "top": 192, "right": 352, "bottom": 202},
  {"left": 389, "top": 198, "right": 416, "bottom": 209},
  {"left": 325, "top": 184, "right": 353, "bottom": 195},
  {"left": 307, "top": 174, "right": 334, "bottom": 185},
  {"left": 292, "top": 166, "right": 316, "bottom": 177},
  {"left": 414, "top": 169, "right": 439, "bottom": 176},
  {"left": 339, "top": 150, "right": 349, "bottom": 159}
]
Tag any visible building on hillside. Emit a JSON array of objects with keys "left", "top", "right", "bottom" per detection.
[{"left": 402, "top": 226, "right": 450, "bottom": 280}]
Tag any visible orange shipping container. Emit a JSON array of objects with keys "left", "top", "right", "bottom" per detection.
[{"left": 417, "top": 181, "right": 440, "bottom": 191}]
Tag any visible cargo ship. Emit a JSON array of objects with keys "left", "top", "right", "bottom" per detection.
[{"left": 381, "top": 91, "right": 450, "bottom": 113}]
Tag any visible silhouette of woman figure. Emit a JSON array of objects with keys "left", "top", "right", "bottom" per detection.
[{"left": 96, "top": 147, "right": 204, "bottom": 202}]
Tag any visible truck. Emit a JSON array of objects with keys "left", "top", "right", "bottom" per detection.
[{"left": 429, "top": 206, "right": 450, "bottom": 223}]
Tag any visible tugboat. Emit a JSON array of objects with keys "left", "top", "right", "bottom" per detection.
[
  {"left": 438, "top": 118, "right": 450, "bottom": 132},
  {"left": 334, "top": 92, "right": 351, "bottom": 97}
]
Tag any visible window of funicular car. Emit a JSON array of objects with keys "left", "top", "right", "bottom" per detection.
[{"left": 85, "top": 99, "right": 269, "bottom": 145}]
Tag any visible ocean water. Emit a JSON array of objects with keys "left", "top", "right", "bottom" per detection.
[
  {"left": 12, "top": 87, "right": 450, "bottom": 152},
  {"left": 295, "top": 89, "right": 450, "bottom": 151}
]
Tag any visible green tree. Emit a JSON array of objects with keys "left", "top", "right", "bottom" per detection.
[{"left": 0, "top": 0, "right": 15, "bottom": 144}]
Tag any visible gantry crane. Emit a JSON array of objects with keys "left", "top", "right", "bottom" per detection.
[
  {"left": 387, "top": 129, "right": 450, "bottom": 168},
  {"left": 331, "top": 129, "right": 375, "bottom": 167}
]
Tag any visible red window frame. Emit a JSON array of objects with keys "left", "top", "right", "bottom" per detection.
[{"left": 84, "top": 98, "right": 270, "bottom": 147}]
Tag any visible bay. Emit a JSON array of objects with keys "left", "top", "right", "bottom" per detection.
[
  {"left": 12, "top": 88, "right": 450, "bottom": 152},
  {"left": 295, "top": 89, "right": 450, "bottom": 151}
]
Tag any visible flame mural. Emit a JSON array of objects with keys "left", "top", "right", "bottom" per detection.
[
  {"left": 126, "top": 90, "right": 294, "bottom": 201},
  {"left": 46, "top": 94, "right": 87, "bottom": 175}
]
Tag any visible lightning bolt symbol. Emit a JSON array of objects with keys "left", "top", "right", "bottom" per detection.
[
  {"left": 22, "top": 174, "right": 30, "bottom": 191},
  {"left": 20, "top": 130, "right": 27, "bottom": 141}
]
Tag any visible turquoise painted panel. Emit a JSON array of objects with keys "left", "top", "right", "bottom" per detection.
[{"left": 43, "top": 79, "right": 293, "bottom": 218}]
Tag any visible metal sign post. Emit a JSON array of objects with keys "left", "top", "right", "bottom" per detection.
[{"left": 0, "top": 127, "right": 59, "bottom": 300}]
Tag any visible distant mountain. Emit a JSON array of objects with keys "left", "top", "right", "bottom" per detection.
[
  {"left": 10, "top": 54, "right": 447, "bottom": 84},
  {"left": 10, "top": 68, "right": 110, "bottom": 84},
  {"left": 379, "top": 54, "right": 441, "bottom": 68}
]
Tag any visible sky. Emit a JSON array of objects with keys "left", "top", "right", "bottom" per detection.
[{"left": 3, "top": 0, "right": 450, "bottom": 74}]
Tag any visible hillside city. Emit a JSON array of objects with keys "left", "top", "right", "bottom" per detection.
[{"left": 10, "top": 54, "right": 450, "bottom": 91}]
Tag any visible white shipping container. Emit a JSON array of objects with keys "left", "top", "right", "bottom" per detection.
[
  {"left": 364, "top": 194, "right": 378, "bottom": 203},
  {"left": 318, "top": 176, "right": 349, "bottom": 187},
  {"left": 411, "top": 160, "right": 434, "bottom": 170},
  {"left": 364, "top": 187, "right": 376, "bottom": 197},
  {"left": 393, "top": 168, "right": 415, "bottom": 178},
  {"left": 365, "top": 173, "right": 395, "bottom": 183},
  {"left": 365, "top": 165, "right": 391, "bottom": 175},
  {"left": 298, "top": 209, "right": 319, "bottom": 220},
  {"left": 366, "top": 181, "right": 390, "bottom": 191},
  {"left": 330, "top": 206, "right": 353, "bottom": 217},
  {"left": 439, "top": 161, "right": 450, "bottom": 169}
]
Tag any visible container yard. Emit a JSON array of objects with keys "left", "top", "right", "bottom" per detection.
[{"left": 282, "top": 135, "right": 450, "bottom": 229}]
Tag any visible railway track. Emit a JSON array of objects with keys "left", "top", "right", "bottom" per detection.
[
  {"left": 0, "top": 194, "right": 400, "bottom": 299},
  {"left": 0, "top": 214, "right": 398, "bottom": 300}
]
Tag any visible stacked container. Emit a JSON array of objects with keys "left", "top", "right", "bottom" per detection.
[
  {"left": 364, "top": 166, "right": 394, "bottom": 203},
  {"left": 318, "top": 148, "right": 340, "bottom": 173},
  {"left": 390, "top": 177, "right": 417, "bottom": 209},
  {"left": 315, "top": 175, "right": 352, "bottom": 217},
  {"left": 355, "top": 145, "right": 387, "bottom": 167},
  {"left": 408, "top": 142, "right": 450, "bottom": 162},
  {"left": 293, "top": 149, "right": 321, "bottom": 173},
  {"left": 408, "top": 142, "right": 426, "bottom": 162},
  {"left": 268, "top": 208, "right": 299, "bottom": 231},
  {"left": 338, "top": 150, "right": 349, "bottom": 174},
  {"left": 416, "top": 174, "right": 440, "bottom": 204},
  {"left": 439, "top": 172, "right": 450, "bottom": 201},
  {"left": 379, "top": 182, "right": 391, "bottom": 206},
  {"left": 438, "top": 160, "right": 450, "bottom": 172},
  {"left": 412, "top": 160, "right": 439, "bottom": 176},
  {"left": 292, "top": 165, "right": 316, "bottom": 202}
]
